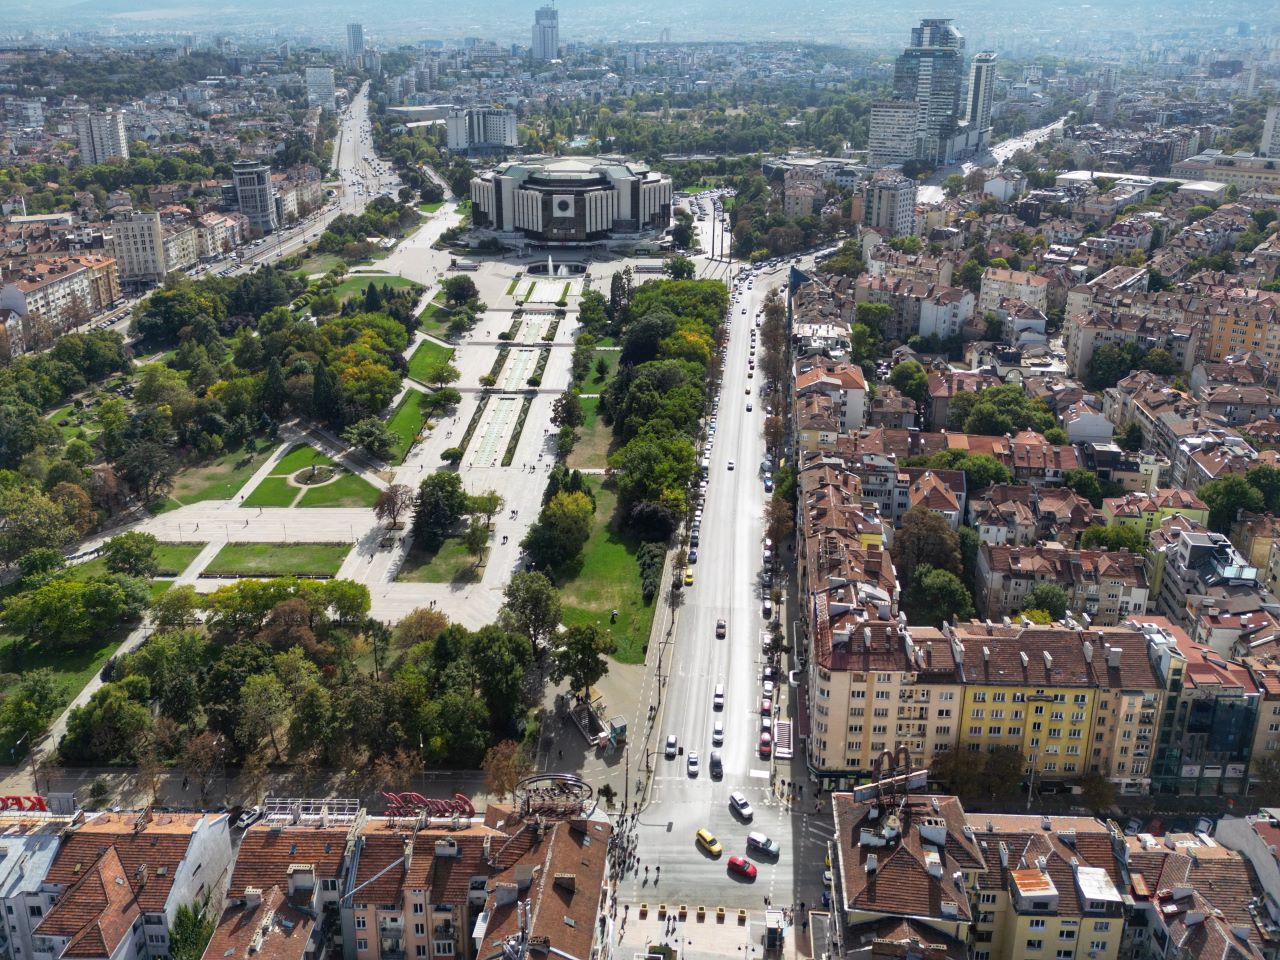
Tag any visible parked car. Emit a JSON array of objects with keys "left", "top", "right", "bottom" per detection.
[{"left": 235, "top": 806, "right": 261, "bottom": 830}]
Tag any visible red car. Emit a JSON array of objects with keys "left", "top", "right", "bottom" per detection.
[
  {"left": 759, "top": 732, "right": 772, "bottom": 758},
  {"left": 761, "top": 697, "right": 773, "bottom": 716},
  {"left": 727, "top": 856, "right": 758, "bottom": 880}
]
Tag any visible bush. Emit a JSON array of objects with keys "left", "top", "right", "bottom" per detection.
[
  {"left": 637, "top": 542, "right": 666, "bottom": 602},
  {"left": 527, "top": 376, "right": 542, "bottom": 387},
  {"left": 498, "top": 331, "right": 513, "bottom": 341},
  {"left": 556, "top": 425, "right": 577, "bottom": 459},
  {"left": 441, "top": 447, "right": 463, "bottom": 464}
]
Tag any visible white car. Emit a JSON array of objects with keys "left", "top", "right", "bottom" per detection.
[
  {"left": 713, "top": 720, "right": 724, "bottom": 745},
  {"left": 729, "top": 792, "right": 754, "bottom": 820},
  {"left": 687, "top": 751, "right": 700, "bottom": 777}
]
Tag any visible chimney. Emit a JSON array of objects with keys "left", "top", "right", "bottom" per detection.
[
  {"left": 1108, "top": 646, "right": 1122, "bottom": 669},
  {"left": 1020, "top": 651, "right": 1029, "bottom": 668},
  {"left": 1083, "top": 640, "right": 1093, "bottom": 663},
  {"left": 1043, "top": 651, "right": 1054, "bottom": 670},
  {"left": 245, "top": 887, "right": 263, "bottom": 909},
  {"left": 983, "top": 645, "right": 991, "bottom": 664},
  {"left": 865, "top": 853, "right": 878, "bottom": 873},
  {"left": 998, "top": 841, "right": 1009, "bottom": 867}
]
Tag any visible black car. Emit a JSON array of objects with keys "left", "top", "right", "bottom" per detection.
[{"left": 709, "top": 751, "right": 723, "bottom": 779}]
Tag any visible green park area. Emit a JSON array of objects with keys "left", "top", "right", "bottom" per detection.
[
  {"left": 417, "top": 300, "right": 453, "bottom": 335},
  {"left": 332, "top": 274, "right": 420, "bottom": 305},
  {"left": 203, "top": 542, "right": 351, "bottom": 578},
  {"left": 241, "top": 444, "right": 379, "bottom": 509},
  {"left": 558, "top": 480, "right": 654, "bottom": 664},
  {"left": 419, "top": 200, "right": 445, "bottom": 213},
  {"left": 294, "top": 253, "right": 345, "bottom": 276},
  {"left": 386, "top": 390, "right": 432, "bottom": 463},
  {"left": 567, "top": 397, "right": 613, "bottom": 471},
  {"left": 407, "top": 338, "right": 456, "bottom": 382},
  {"left": 396, "top": 536, "right": 483, "bottom": 584},
  {"left": 590, "top": 349, "right": 619, "bottom": 385},
  {"left": 159, "top": 444, "right": 276, "bottom": 512}
]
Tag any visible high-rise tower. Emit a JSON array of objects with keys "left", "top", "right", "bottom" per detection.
[{"left": 531, "top": 4, "right": 560, "bottom": 61}]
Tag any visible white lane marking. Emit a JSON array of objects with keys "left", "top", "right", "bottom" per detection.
[{"left": 750, "top": 769, "right": 771, "bottom": 779}]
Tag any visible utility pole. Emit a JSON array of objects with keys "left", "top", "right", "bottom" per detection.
[{"left": 1025, "top": 749, "right": 1039, "bottom": 811}]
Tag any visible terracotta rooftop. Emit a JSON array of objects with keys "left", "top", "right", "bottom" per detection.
[{"left": 202, "top": 886, "right": 315, "bottom": 960}]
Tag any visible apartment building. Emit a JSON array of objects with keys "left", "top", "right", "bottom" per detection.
[
  {"left": 1135, "top": 617, "right": 1260, "bottom": 797},
  {"left": 978, "top": 267, "right": 1049, "bottom": 315},
  {"left": 33, "top": 811, "right": 232, "bottom": 960},
  {"left": 966, "top": 814, "right": 1124, "bottom": 960},
  {"left": 0, "top": 255, "right": 120, "bottom": 350},
  {"left": 1101, "top": 489, "right": 1209, "bottom": 535},
  {"left": 974, "top": 543, "right": 1149, "bottom": 626},
  {"left": 233, "top": 161, "right": 279, "bottom": 235},
  {"left": 75, "top": 111, "right": 129, "bottom": 165},
  {"left": 794, "top": 360, "right": 868, "bottom": 431},
  {"left": 830, "top": 791, "right": 982, "bottom": 957},
  {"left": 0, "top": 813, "right": 78, "bottom": 960},
  {"left": 108, "top": 212, "right": 198, "bottom": 288},
  {"left": 863, "top": 175, "right": 917, "bottom": 239},
  {"left": 1153, "top": 528, "right": 1260, "bottom": 628}
]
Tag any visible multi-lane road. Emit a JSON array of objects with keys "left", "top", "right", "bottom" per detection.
[{"left": 622, "top": 199, "right": 831, "bottom": 911}]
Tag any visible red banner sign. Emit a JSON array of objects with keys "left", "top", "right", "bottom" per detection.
[
  {"left": 0, "top": 795, "right": 48, "bottom": 812},
  {"left": 381, "top": 791, "right": 474, "bottom": 818}
]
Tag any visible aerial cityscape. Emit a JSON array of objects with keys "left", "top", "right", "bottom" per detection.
[{"left": 2, "top": 6, "right": 1280, "bottom": 960}]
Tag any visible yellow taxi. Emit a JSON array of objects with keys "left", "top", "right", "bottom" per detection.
[
  {"left": 684, "top": 568, "right": 695, "bottom": 586},
  {"left": 696, "top": 828, "right": 722, "bottom": 856}
]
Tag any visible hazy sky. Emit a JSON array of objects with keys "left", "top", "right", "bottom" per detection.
[{"left": 10, "top": 0, "right": 1264, "bottom": 51}]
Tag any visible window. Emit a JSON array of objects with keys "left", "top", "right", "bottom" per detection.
[
  {"left": 356, "top": 940, "right": 368, "bottom": 952},
  {"left": 940, "top": 691, "right": 954, "bottom": 701},
  {"left": 1074, "top": 694, "right": 1087, "bottom": 704},
  {"left": 1050, "top": 711, "right": 1064, "bottom": 721},
  {"left": 1059, "top": 930, "right": 1075, "bottom": 940},
  {"left": 356, "top": 918, "right": 367, "bottom": 930},
  {"left": 969, "top": 726, "right": 983, "bottom": 736},
  {"left": 973, "top": 692, "right": 987, "bottom": 702},
  {"left": 416, "top": 948, "right": 427, "bottom": 958},
  {"left": 1090, "top": 941, "right": 1107, "bottom": 951},
  {"left": 26, "top": 907, "right": 41, "bottom": 919},
  {"left": 1093, "top": 922, "right": 1111, "bottom": 933},
  {"left": 988, "top": 726, "right": 1002, "bottom": 736},
  {"left": 875, "top": 690, "right": 890, "bottom": 700},
  {"left": 434, "top": 942, "right": 455, "bottom": 957},
  {"left": 415, "top": 924, "right": 425, "bottom": 936},
  {"left": 1029, "top": 919, "right": 1046, "bottom": 929},
  {"left": 413, "top": 904, "right": 424, "bottom": 915},
  {"left": 1025, "top": 940, "right": 1043, "bottom": 951},
  {"left": 973, "top": 709, "right": 985, "bottom": 719},
  {"left": 1034, "top": 705, "right": 1044, "bottom": 716},
  {"left": 938, "top": 709, "right": 952, "bottom": 718},
  {"left": 1044, "top": 761, "right": 1057, "bottom": 771},
  {"left": 1056, "top": 951, "right": 1073, "bottom": 960},
  {"left": 991, "top": 709, "right": 1004, "bottom": 720},
  {"left": 980, "top": 893, "right": 997, "bottom": 905},
  {"left": 323, "top": 879, "right": 339, "bottom": 891},
  {"left": 1088, "top": 901, "right": 1108, "bottom": 912},
  {"left": 993, "top": 692, "right": 1007, "bottom": 702}
]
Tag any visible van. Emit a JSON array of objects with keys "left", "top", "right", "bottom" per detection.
[
  {"left": 763, "top": 599, "right": 774, "bottom": 619},
  {"left": 713, "top": 684, "right": 725, "bottom": 710}
]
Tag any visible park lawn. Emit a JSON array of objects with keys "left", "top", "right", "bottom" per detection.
[
  {"left": 407, "top": 339, "right": 456, "bottom": 382},
  {"left": 417, "top": 301, "right": 453, "bottom": 335},
  {"left": 0, "top": 628, "right": 124, "bottom": 736},
  {"left": 153, "top": 543, "right": 206, "bottom": 576},
  {"left": 295, "top": 253, "right": 344, "bottom": 276},
  {"left": 590, "top": 349, "right": 619, "bottom": 385},
  {"left": 273, "top": 444, "right": 336, "bottom": 475},
  {"left": 419, "top": 200, "right": 445, "bottom": 213},
  {"left": 396, "top": 536, "right": 482, "bottom": 584},
  {"left": 567, "top": 397, "right": 613, "bottom": 471},
  {"left": 681, "top": 181, "right": 721, "bottom": 193},
  {"left": 160, "top": 444, "right": 276, "bottom": 511},
  {"left": 332, "top": 274, "right": 420, "bottom": 304},
  {"left": 242, "top": 476, "right": 301, "bottom": 508},
  {"left": 295, "top": 472, "right": 380, "bottom": 508},
  {"left": 557, "top": 481, "right": 655, "bottom": 665},
  {"left": 387, "top": 391, "right": 431, "bottom": 463},
  {"left": 204, "top": 542, "right": 350, "bottom": 577}
]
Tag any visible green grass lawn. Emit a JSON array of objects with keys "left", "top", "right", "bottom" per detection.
[
  {"left": 419, "top": 200, "right": 445, "bottom": 213},
  {"left": 387, "top": 391, "right": 431, "bottom": 463},
  {"left": 567, "top": 396, "right": 613, "bottom": 471},
  {"left": 204, "top": 542, "right": 351, "bottom": 577},
  {"left": 417, "top": 301, "right": 453, "bottom": 335},
  {"left": 273, "top": 444, "right": 336, "bottom": 474},
  {"left": 505, "top": 278, "right": 521, "bottom": 296},
  {"left": 395, "top": 537, "right": 482, "bottom": 584},
  {"left": 332, "top": 274, "right": 421, "bottom": 304},
  {"left": 407, "top": 339, "right": 457, "bottom": 382},
  {"left": 160, "top": 444, "right": 276, "bottom": 512},
  {"left": 242, "top": 476, "right": 300, "bottom": 508},
  {"left": 153, "top": 543, "right": 206, "bottom": 576},
  {"left": 295, "top": 253, "right": 345, "bottom": 276},
  {"left": 295, "top": 472, "right": 380, "bottom": 508},
  {"left": 556, "top": 480, "right": 654, "bottom": 664},
  {"left": 590, "top": 349, "right": 620, "bottom": 385}
]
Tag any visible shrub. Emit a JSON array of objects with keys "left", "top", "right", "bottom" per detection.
[{"left": 441, "top": 447, "right": 463, "bottom": 464}]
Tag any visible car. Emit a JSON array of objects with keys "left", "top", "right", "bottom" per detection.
[
  {"left": 713, "top": 683, "right": 725, "bottom": 709},
  {"left": 687, "top": 751, "right": 700, "bottom": 776},
  {"left": 746, "top": 387, "right": 751, "bottom": 394},
  {"left": 761, "top": 716, "right": 773, "bottom": 734},
  {"left": 235, "top": 806, "right": 261, "bottom": 830},
  {"left": 728, "top": 460, "right": 735, "bottom": 470},
  {"left": 712, "top": 720, "right": 724, "bottom": 744},
  {"left": 729, "top": 791, "right": 754, "bottom": 820},
  {"left": 763, "top": 599, "right": 773, "bottom": 618},
  {"left": 762, "top": 680, "right": 775, "bottom": 697},
  {"left": 666, "top": 735, "right": 678, "bottom": 759},
  {"left": 1196, "top": 817, "right": 1214, "bottom": 835},
  {"left": 727, "top": 856, "right": 758, "bottom": 880},
  {"left": 762, "top": 665, "right": 776, "bottom": 683},
  {"left": 823, "top": 868, "right": 833, "bottom": 885},
  {"left": 763, "top": 478, "right": 774, "bottom": 493},
  {"left": 696, "top": 828, "right": 723, "bottom": 856},
  {"left": 709, "top": 750, "right": 723, "bottom": 778},
  {"left": 747, "top": 832, "right": 781, "bottom": 857},
  {"left": 759, "top": 733, "right": 772, "bottom": 757},
  {"left": 689, "top": 548, "right": 699, "bottom": 564},
  {"left": 761, "top": 697, "right": 773, "bottom": 716},
  {"left": 746, "top": 402, "right": 753, "bottom": 411},
  {"left": 716, "top": 619, "right": 726, "bottom": 638},
  {"left": 684, "top": 569, "right": 695, "bottom": 586},
  {"left": 789, "top": 669, "right": 803, "bottom": 687},
  {"left": 690, "top": 532, "right": 700, "bottom": 549}
]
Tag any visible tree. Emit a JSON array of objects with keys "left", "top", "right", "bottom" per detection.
[
  {"left": 501, "top": 571, "right": 562, "bottom": 652},
  {"left": 237, "top": 672, "right": 289, "bottom": 762},
  {"left": 181, "top": 731, "right": 225, "bottom": 805},
  {"left": 116, "top": 440, "right": 177, "bottom": 502},
  {"left": 929, "top": 747, "right": 985, "bottom": 802},
  {"left": 1079, "top": 525, "right": 1147, "bottom": 553},
  {"left": 982, "top": 746, "right": 1026, "bottom": 803},
  {"left": 891, "top": 507, "right": 962, "bottom": 583},
  {"left": 1252, "top": 755, "right": 1280, "bottom": 807},
  {"left": 463, "top": 516, "right": 489, "bottom": 563},
  {"left": 957, "top": 454, "right": 1012, "bottom": 491},
  {"left": 1246, "top": 464, "right": 1280, "bottom": 514},
  {"left": 1024, "top": 582, "right": 1068, "bottom": 621},
  {"left": 765, "top": 497, "right": 795, "bottom": 548},
  {"left": 1064, "top": 468, "right": 1106, "bottom": 508},
  {"left": 0, "top": 490, "right": 74, "bottom": 566},
  {"left": 664, "top": 256, "right": 696, "bottom": 280},
  {"left": 1077, "top": 770, "right": 1117, "bottom": 812},
  {"left": 312, "top": 362, "right": 340, "bottom": 425},
  {"left": 442, "top": 275, "right": 479, "bottom": 306},
  {"left": 374, "top": 484, "right": 415, "bottom": 528},
  {"left": 169, "top": 903, "right": 215, "bottom": 960},
  {"left": 0, "top": 670, "right": 59, "bottom": 760},
  {"left": 1199, "top": 474, "right": 1265, "bottom": 533},
  {"left": 552, "top": 391, "right": 584, "bottom": 429},
  {"left": 413, "top": 471, "right": 468, "bottom": 549},
  {"left": 151, "top": 585, "right": 202, "bottom": 631},
  {"left": 261, "top": 357, "right": 287, "bottom": 419},
  {"left": 469, "top": 490, "right": 505, "bottom": 528},
  {"left": 103, "top": 531, "right": 160, "bottom": 578},
  {"left": 482, "top": 740, "right": 533, "bottom": 801},
  {"left": 3, "top": 575, "right": 148, "bottom": 650},
  {"left": 904, "top": 565, "right": 974, "bottom": 627},
  {"left": 551, "top": 623, "right": 616, "bottom": 700},
  {"left": 523, "top": 491, "right": 594, "bottom": 568},
  {"left": 420, "top": 362, "right": 461, "bottom": 389},
  {"left": 764, "top": 416, "right": 785, "bottom": 453},
  {"left": 889, "top": 360, "right": 929, "bottom": 406},
  {"left": 343, "top": 417, "right": 396, "bottom": 460}
]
